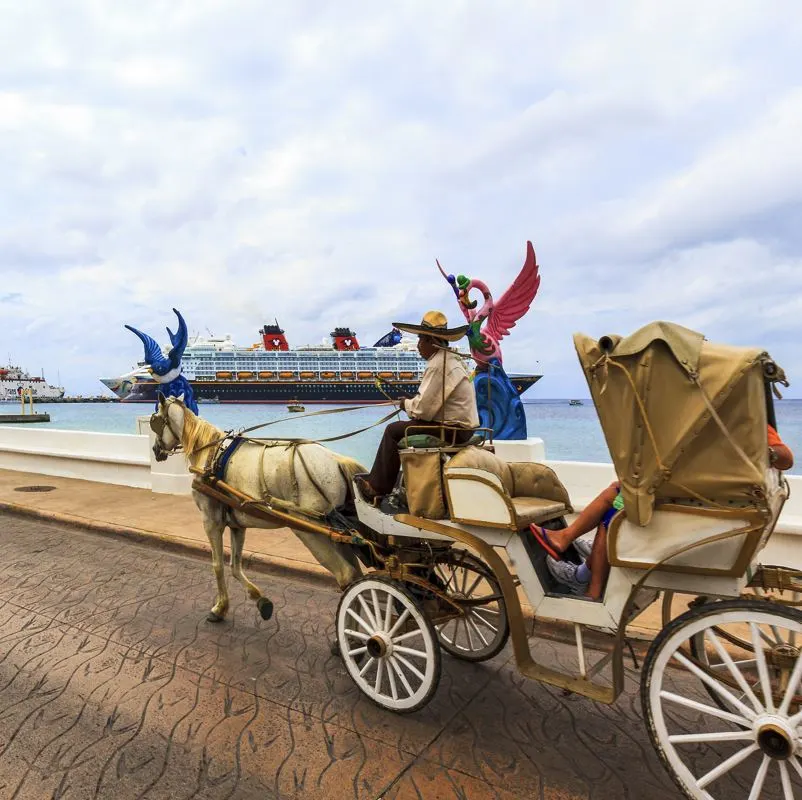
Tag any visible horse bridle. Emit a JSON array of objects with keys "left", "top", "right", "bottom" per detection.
[{"left": 150, "top": 409, "right": 183, "bottom": 455}]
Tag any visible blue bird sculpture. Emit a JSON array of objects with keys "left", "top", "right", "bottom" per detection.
[{"left": 125, "top": 308, "right": 199, "bottom": 415}]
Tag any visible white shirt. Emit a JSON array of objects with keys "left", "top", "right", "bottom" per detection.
[{"left": 405, "top": 349, "right": 480, "bottom": 428}]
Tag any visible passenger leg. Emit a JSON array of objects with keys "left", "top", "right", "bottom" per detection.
[
  {"left": 585, "top": 524, "right": 610, "bottom": 601},
  {"left": 531, "top": 481, "right": 619, "bottom": 555}
]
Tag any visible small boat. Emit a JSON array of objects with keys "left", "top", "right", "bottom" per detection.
[
  {"left": 569, "top": 399, "right": 583, "bottom": 406},
  {"left": 321, "top": 371, "right": 336, "bottom": 379},
  {"left": 237, "top": 372, "right": 254, "bottom": 380},
  {"left": 299, "top": 371, "right": 315, "bottom": 379},
  {"left": 357, "top": 371, "right": 373, "bottom": 379},
  {"left": 341, "top": 371, "right": 354, "bottom": 379},
  {"left": 258, "top": 371, "right": 274, "bottom": 379},
  {"left": 399, "top": 371, "right": 415, "bottom": 380},
  {"left": 279, "top": 372, "right": 294, "bottom": 379},
  {"left": 287, "top": 401, "right": 305, "bottom": 412},
  {"left": 216, "top": 371, "right": 233, "bottom": 379},
  {"left": 378, "top": 372, "right": 394, "bottom": 379}
]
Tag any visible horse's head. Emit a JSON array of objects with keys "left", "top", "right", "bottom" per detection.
[{"left": 149, "top": 392, "right": 186, "bottom": 462}]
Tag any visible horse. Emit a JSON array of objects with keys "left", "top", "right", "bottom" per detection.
[{"left": 149, "top": 393, "right": 366, "bottom": 623}]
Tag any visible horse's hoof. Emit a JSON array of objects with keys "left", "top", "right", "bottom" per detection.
[
  {"left": 257, "top": 597, "right": 274, "bottom": 621},
  {"left": 206, "top": 611, "right": 225, "bottom": 623},
  {"left": 330, "top": 639, "right": 341, "bottom": 657}
]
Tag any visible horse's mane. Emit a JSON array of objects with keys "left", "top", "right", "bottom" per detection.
[{"left": 179, "top": 406, "right": 225, "bottom": 471}]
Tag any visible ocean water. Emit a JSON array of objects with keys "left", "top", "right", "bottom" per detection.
[{"left": 10, "top": 399, "right": 802, "bottom": 476}]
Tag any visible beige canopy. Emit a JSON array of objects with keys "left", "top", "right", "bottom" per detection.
[{"left": 574, "top": 321, "right": 786, "bottom": 526}]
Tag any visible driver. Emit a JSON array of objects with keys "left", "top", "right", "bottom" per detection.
[
  {"left": 355, "top": 311, "right": 479, "bottom": 503},
  {"left": 531, "top": 424, "right": 795, "bottom": 599}
]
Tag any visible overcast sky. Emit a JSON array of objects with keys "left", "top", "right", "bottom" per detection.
[{"left": 2, "top": 1, "right": 801, "bottom": 398}]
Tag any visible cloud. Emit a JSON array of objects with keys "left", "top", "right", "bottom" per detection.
[{"left": 0, "top": 0, "right": 801, "bottom": 400}]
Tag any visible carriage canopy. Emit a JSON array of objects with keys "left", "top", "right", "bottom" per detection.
[{"left": 573, "top": 321, "right": 786, "bottom": 526}]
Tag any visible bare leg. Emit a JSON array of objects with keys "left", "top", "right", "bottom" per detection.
[
  {"left": 204, "top": 519, "right": 229, "bottom": 622},
  {"left": 585, "top": 524, "right": 610, "bottom": 601},
  {"left": 535, "top": 482, "right": 620, "bottom": 553}
]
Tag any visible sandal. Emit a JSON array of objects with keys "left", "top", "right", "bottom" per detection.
[{"left": 529, "top": 524, "right": 563, "bottom": 561}]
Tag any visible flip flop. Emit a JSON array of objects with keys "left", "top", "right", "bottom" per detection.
[{"left": 529, "top": 524, "right": 563, "bottom": 561}]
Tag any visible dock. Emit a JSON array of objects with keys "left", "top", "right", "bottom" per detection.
[{"left": 0, "top": 413, "right": 50, "bottom": 423}]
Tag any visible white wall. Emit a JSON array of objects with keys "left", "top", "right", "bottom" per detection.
[
  {"left": 0, "top": 425, "right": 150, "bottom": 488},
  {"left": 0, "top": 426, "right": 799, "bottom": 546}
]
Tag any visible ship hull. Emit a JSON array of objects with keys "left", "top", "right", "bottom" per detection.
[{"left": 117, "top": 374, "right": 541, "bottom": 404}]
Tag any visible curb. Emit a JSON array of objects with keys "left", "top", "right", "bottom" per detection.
[{"left": 0, "top": 500, "right": 338, "bottom": 589}]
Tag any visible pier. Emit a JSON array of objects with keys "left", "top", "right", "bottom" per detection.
[{"left": 0, "top": 412, "right": 50, "bottom": 423}]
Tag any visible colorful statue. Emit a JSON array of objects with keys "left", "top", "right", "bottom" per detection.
[
  {"left": 125, "top": 308, "right": 199, "bottom": 415},
  {"left": 438, "top": 241, "right": 541, "bottom": 439}
]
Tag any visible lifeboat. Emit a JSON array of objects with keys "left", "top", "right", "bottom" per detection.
[
  {"left": 399, "top": 372, "right": 414, "bottom": 379},
  {"left": 300, "top": 371, "right": 315, "bottom": 379},
  {"left": 357, "top": 371, "right": 373, "bottom": 379},
  {"left": 321, "top": 371, "right": 335, "bottom": 379},
  {"left": 216, "top": 371, "right": 233, "bottom": 379},
  {"left": 279, "top": 372, "right": 294, "bottom": 379},
  {"left": 378, "top": 371, "right": 393, "bottom": 378},
  {"left": 237, "top": 372, "right": 254, "bottom": 380},
  {"left": 258, "top": 371, "right": 274, "bottom": 379},
  {"left": 341, "top": 371, "right": 354, "bottom": 379}
]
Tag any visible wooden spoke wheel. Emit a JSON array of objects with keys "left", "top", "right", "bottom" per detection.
[
  {"left": 336, "top": 576, "right": 441, "bottom": 713},
  {"left": 642, "top": 599, "right": 802, "bottom": 799},
  {"left": 431, "top": 550, "right": 510, "bottom": 662}
]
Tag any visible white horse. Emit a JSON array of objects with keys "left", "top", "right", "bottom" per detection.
[{"left": 149, "top": 394, "right": 365, "bottom": 622}]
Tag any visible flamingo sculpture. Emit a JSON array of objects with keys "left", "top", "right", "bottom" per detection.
[
  {"left": 125, "top": 308, "right": 199, "bottom": 415},
  {"left": 437, "top": 241, "right": 541, "bottom": 439},
  {"left": 438, "top": 241, "right": 541, "bottom": 367}
]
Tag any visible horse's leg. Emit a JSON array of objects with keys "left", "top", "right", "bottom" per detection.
[
  {"left": 229, "top": 526, "right": 273, "bottom": 621},
  {"left": 292, "top": 530, "right": 361, "bottom": 589},
  {"left": 203, "top": 518, "right": 230, "bottom": 623}
]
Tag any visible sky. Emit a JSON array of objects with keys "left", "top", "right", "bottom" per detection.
[{"left": 1, "top": 1, "right": 801, "bottom": 398}]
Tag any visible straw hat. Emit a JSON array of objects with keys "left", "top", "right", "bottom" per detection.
[{"left": 392, "top": 310, "right": 469, "bottom": 342}]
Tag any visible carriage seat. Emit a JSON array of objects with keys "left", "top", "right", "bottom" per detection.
[
  {"left": 443, "top": 446, "right": 573, "bottom": 529},
  {"left": 398, "top": 433, "right": 486, "bottom": 449}
]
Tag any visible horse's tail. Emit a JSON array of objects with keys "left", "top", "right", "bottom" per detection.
[
  {"left": 336, "top": 454, "right": 368, "bottom": 482},
  {"left": 335, "top": 454, "right": 367, "bottom": 503}
]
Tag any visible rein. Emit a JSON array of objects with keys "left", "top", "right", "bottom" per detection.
[{"left": 153, "top": 400, "right": 403, "bottom": 463}]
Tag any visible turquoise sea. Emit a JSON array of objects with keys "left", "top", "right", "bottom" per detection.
[{"left": 13, "top": 399, "right": 802, "bottom": 476}]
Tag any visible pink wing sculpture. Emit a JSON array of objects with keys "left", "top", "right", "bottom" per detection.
[
  {"left": 438, "top": 241, "right": 541, "bottom": 366},
  {"left": 438, "top": 241, "right": 541, "bottom": 439}
]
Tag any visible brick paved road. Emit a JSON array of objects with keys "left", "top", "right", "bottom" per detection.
[{"left": 0, "top": 515, "right": 727, "bottom": 799}]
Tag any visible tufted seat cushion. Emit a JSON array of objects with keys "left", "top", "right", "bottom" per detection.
[
  {"left": 510, "top": 497, "right": 569, "bottom": 526},
  {"left": 445, "top": 446, "right": 572, "bottom": 529},
  {"left": 447, "top": 446, "right": 514, "bottom": 495}
]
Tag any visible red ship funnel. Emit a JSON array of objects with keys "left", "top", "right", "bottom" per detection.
[
  {"left": 260, "top": 323, "right": 289, "bottom": 351},
  {"left": 331, "top": 327, "right": 360, "bottom": 351}
]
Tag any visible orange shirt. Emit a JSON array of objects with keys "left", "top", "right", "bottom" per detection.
[{"left": 768, "top": 425, "right": 785, "bottom": 448}]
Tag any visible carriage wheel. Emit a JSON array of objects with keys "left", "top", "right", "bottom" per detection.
[
  {"left": 433, "top": 550, "right": 510, "bottom": 662},
  {"left": 679, "top": 571, "right": 802, "bottom": 713},
  {"left": 336, "top": 576, "right": 441, "bottom": 713},
  {"left": 642, "top": 599, "right": 802, "bottom": 799}
]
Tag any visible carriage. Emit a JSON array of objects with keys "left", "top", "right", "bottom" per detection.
[{"left": 172, "top": 321, "right": 798, "bottom": 799}]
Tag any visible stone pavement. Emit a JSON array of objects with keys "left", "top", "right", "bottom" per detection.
[
  {"left": 0, "top": 514, "right": 714, "bottom": 799},
  {"left": 0, "top": 468, "right": 682, "bottom": 643}
]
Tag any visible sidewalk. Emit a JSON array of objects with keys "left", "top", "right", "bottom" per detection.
[
  {"left": 0, "top": 467, "right": 675, "bottom": 641},
  {"left": 0, "top": 468, "right": 333, "bottom": 582}
]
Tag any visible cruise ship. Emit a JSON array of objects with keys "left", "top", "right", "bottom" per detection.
[
  {"left": 100, "top": 323, "right": 542, "bottom": 404},
  {"left": 0, "top": 365, "right": 65, "bottom": 402}
]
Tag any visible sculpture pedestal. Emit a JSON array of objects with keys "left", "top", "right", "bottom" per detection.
[
  {"left": 136, "top": 416, "right": 193, "bottom": 495},
  {"left": 492, "top": 437, "right": 546, "bottom": 463}
]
